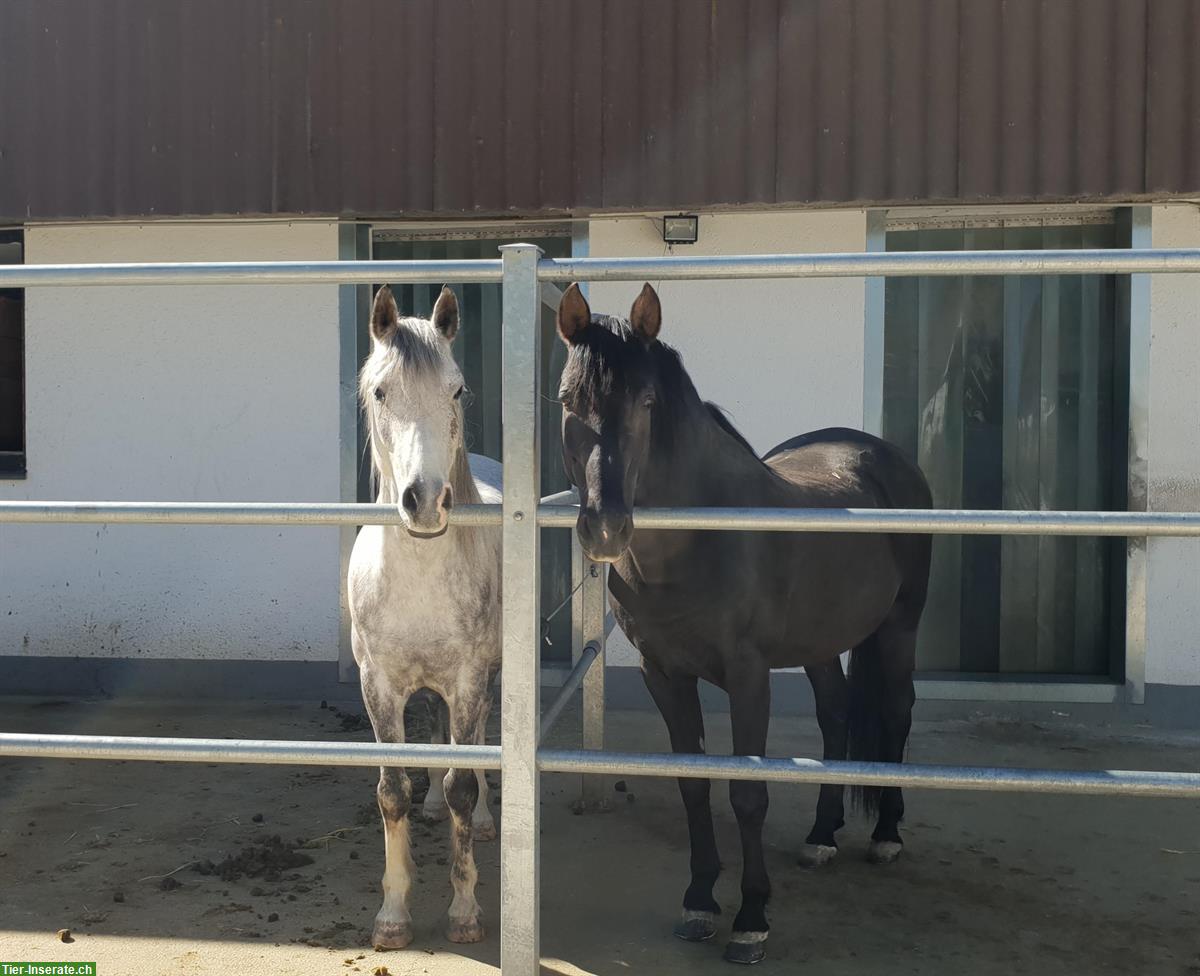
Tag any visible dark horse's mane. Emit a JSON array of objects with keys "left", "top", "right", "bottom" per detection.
[{"left": 560, "top": 313, "right": 760, "bottom": 460}]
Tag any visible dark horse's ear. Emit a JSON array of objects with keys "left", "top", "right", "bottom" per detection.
[
  {"left": 431, "top": 285, "right": 459, "bottom": 341},
  {"left": 629, "top": 282, "right": 662, "bottom": 345},
  {"left": 557, "top": 282, "right": 591, "bottom": 345},
  {"left": 370, "top": 285, "right": 400, "bottom": 343}
]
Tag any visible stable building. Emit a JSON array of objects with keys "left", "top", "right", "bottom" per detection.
[{"left": 1, "top": 0, "right": 1198, "bottom": 723}]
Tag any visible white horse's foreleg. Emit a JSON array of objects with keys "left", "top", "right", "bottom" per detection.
[
  {"left": 422, "top": 697, "right": 450, "bottom": 822},
  {"left": 361, "top": 666, "right": 416, "bottom": 951},
  {"left": 443, "top": 689, "right": 487, "bottom": 943},
  {"left": 470, "top": 707, "right": 496, "bottom": 841}
]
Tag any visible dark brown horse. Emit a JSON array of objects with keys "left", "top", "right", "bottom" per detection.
[{"left": 555, "top": 283, "right": 933, "bottom": 964}]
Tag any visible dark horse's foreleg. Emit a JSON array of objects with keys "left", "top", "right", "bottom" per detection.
[
  {"left": 724, "top": 669, "right": 772, "bottom": 965},
  {"left": 798, "top": 657, "right": 848, "bottom": 867},
  {"left": 641, "top": 662, "right": 722, "bottom": 944},
  {"left": 867, "top": 620, "right": 918, "bottom": 864}
]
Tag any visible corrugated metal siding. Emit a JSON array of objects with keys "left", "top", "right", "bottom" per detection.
[{"left": 0, "top": 0, "right": 1196, "bottom": 222}]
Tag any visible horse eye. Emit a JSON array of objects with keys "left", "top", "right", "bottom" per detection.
[
  {"left": 374, "top": 387, "right": 385, "bottom": 402},
  {"left": 453, "top": 385, "right": 465, "bottom": 401}
]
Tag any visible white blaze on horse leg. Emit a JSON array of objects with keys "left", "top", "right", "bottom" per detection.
[
  {"left": 369, "top": 702, "right": 416, "bottom": 950},
  {"left": 374, "top": 810, "right": 416, "bottom": 949},
  {"left": 797, "top": 843, "right": 839, "bottom": 867},
  {"left": 866, "top": 840, "right": 903, "bottom": 864}
]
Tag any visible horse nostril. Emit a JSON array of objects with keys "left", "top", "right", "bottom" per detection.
[
  {"left": 440, "top": 486, "right": 453, "bottom": 512},
  {"left": 401, "top": 485, "right": 419, "bottom": 516}
]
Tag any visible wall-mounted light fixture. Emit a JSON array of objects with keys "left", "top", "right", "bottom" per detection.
[{"left": 662, "top": 214, "right": 699, "bottom": 245}]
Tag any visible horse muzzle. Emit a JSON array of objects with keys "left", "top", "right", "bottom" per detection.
[
  {"left": 576, "top": 508, "right": 633, "bottom": 563},
  {"left": 399, "top": 477, "right": 453, "bottom": 538}
]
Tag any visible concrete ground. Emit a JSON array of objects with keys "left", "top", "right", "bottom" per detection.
[{"left": 2, "top": 696, "right": 1200, "bottom": 976}]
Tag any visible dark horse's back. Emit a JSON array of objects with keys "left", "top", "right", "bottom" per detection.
[{"left": 762, "top": 426, "right": 933, "bottom": 625}]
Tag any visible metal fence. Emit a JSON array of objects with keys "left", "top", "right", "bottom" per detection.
[{"left": 3, "top": 247, "right": 1200, "bottom": 975}]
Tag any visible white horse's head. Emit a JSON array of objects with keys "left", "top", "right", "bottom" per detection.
[{"left": 361, "top": 285, "right": 467, "bottom": 538}]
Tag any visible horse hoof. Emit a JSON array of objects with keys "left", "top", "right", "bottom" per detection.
[
  {"left": 673, "top": 910, "right": 719, "bottom": 943},
  {"left": 723, "top": 933, "right": 767, "bottom": 965},
  {"left": 472, "top": 820, "right": 497, "bottom": 842},
  {"left": 446, "top": 917, "right": 485, "bottom": 944},
  {"left": 867, "top": 840, "right": 903, "bottom": 864},
  {"left": 422, "top": 803, "right": 450, "bottom": 823},
  {"left": 797, "top": 843, "right": 838, "bottom": 867},
  {"left": 372, "top": 920, "right": 414, "bottom": 951}
]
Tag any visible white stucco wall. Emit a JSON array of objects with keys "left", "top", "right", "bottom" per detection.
[
  {"left": 588, "top": 210, "right": 868, "bottom": 665},
  {"left": 0, "top": 221, "right": 344, "bottom": 662},
  {"left": 1144, "top": 204, "right": 1200, "bottom": 687}
]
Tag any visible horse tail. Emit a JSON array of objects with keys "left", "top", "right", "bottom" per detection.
[{"left": 847, "top": 632, "right": 885, "bottom": 817}]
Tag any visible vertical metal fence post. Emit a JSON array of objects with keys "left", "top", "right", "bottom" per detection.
[{"left": 499, "top": 243, "right": 543, "bottom": 976}]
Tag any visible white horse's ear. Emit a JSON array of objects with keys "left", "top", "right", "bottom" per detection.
[
  {"left": 370, "top": 286, "right": 400, "bottom": 343},
  {"left": 557, "top": 283, "right": 590, "bottom": 345},
  {"left": 630, "top": 282, "right": 661, "bottom": 345},
  {"left": 431, "top": 286, "right": 459, "bottom": 341}
]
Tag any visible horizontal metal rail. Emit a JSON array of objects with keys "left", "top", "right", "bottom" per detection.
[
  {"left": 0, "top": 500, "right": 503, "bottom": 526},
  {"left": 537, "top": 750, "right": 1200, "bottom": 798},
  {"left": 538, "top": 248, "right": 1200, "bottom": 282},
  {"left": 0, "top": 732, "right": 500, "bottom": 769},
  {"left": 5, "top": 502, "right": 1200, "bottom": 536},
  {"left": 0, "top": 259, "right": 502, "bottom": 288},
  {"left": 5, "top": 249, "right": 1200, "bottom": 291},
  {"left": 538, "top": 505, "right": 1200, "bottom": 536},
  {"left": 540, "top": 643, "right": 600, "bottom": 740},
  {"left": 4, "top": 732, "right": 1199, "bottom": 799}
]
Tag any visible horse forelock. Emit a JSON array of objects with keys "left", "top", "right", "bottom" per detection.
[
  {"left": 360, "top": 317, "right": 447, "bottom": 401},
  {"left": 559, "top": 314, "right": 708, "bottom": 445}
]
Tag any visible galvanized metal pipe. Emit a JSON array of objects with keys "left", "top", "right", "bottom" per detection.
[
  {"left": 5, "top": 501, "right": 1200, "bottom": 536},
  {"left": 0, "top": 259, "right": 503, "bottom": 288},
  {"left": 540, "top": 643, "right": 599, "bottom": 740},
  {"left": 4, "top": 502, "right": 1200, "bottom": 536},
  {"left": 0, "top": 501, "right": 503, "bottom": 526},
  {"left": 5, "top": 250, "right": 1200, "bottom": 290},
  {"left": 537, "top": 505, "right": 1200, "bottom": 536},
  {"left": 538, "top": 248, "right": 1200, "bottom": 283},
  {"left": 5, "top": 731, "right": 1200, "bottom": 799},
  {"left": 0, "top": 732, "right": 501, "bottom": 769},
  {"left": 537, "top": 749, "right": 1200, "bottom": 798},
  {"left": 498, "top": 243, "right": 544, "bottom": 976}
]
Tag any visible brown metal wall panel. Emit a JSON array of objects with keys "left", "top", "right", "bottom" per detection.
[
  {"left": 1076, "top": 0, "right": 1114, "bottom": 197},
  {"left": 1112, "top": 0, "right": 1148, "bottom": 193},
  {"left": 1, "top": 0, "right": 1198, "bottom": 222},
  {"left": 1147, "top": 0, "right": 1200, "bottom": 194},
  {"left": 745, "top": 0, "right": 780, "bottom": 205},
  {"left": 998, "top": 0, "right": 1037, "bottom": 199},
  {"left": 851, "top": 0, "right": 888, "bottom": 202},
  {"left": 775, "top": 0, "right": 819, "bottom": 203},
  {"left": 570, "top": 0, "right": 605, "bottom": 210}
]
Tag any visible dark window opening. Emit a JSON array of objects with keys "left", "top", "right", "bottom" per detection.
[
  {"left": 883, "top": 220, "right": 1129, "bottom": 678},
  {"left": 0, "top": 230, "right": 24, "bottom": 478}
]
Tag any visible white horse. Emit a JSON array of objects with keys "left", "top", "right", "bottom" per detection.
[{"left": 348, "top": 284, "right": 501, "bottom": 949}]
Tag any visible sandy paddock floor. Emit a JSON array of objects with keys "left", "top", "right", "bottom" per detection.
[{"left": 2, "top": 696, "right": 1200, "bottom": 976}]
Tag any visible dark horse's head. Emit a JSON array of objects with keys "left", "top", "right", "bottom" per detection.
[{"left": 556, "top": 282, "right": 665, "bottom": 562}]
